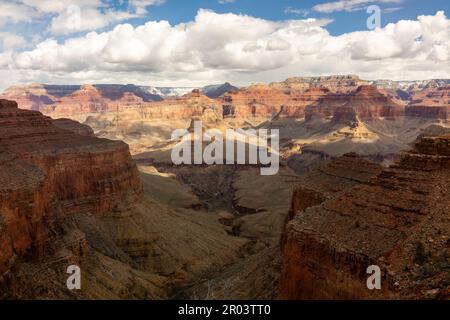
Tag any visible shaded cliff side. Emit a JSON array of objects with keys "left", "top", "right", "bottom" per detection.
[
  {"left": 280, "top": 136, "right": 450, "bottom": 299},
  {"left": 0, "top": 99, "right": 165, "bottom": 298}
]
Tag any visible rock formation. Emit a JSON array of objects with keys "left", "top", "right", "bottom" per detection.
[
  {"left": 0, "top": 99, "right": 149, "bottom": 298},
  {"left": 138, "top": 89, "right": 222, "bottom": 120},
  {"left": 3, "top": 76, "right": 449, "bottom": 124},
  {"left": 0, "top": 98, "right": 254, "bottom": 299},
  {"left": 406, "top": 86, "right": 450, "bottom": 120},
  {"left": 0, "top": 83, "right": 163, "bottom": 117},
  {"left": 222, "top": 85, "right": 330, "bottom": 119},
  {"left": 279, "top": 135, "right": 450, "bottom": 299},
  {"left": 305, "top": 85, "right": 405, "bottom": 122},
  {"left": 53, "top": 118, "right": 95, "bottom": 136},
  {"left": 270, "top": 75, "right": 368, "bottom": 93}
]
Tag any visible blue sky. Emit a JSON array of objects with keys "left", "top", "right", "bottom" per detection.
[
  {"left": 11, "top": 0, "right": 449, "bottom": 43},
  {"left": 143, "top": 0, "right": 450, "bottom": 35},
  {"left": 0, "top": 0, "right": 449, "bottom": 89}
]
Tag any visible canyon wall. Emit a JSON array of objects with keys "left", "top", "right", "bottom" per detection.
[
  {"left": 305, "top": 85, "right": 405, "bottom": 122},
  {"left": 406, "top": 86, "right": 450, "bottom": 120},
  {"left": 279, "top": 135, "right": 450, "bottom": 299},
  {"left": 2, "top": 77, "right": 449, "bottom": 123},
  {"left": 0, "top": 99, "right": 142, "bottom": 276}
]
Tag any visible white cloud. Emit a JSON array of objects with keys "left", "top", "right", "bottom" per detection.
[
  {"left": 1, "top": 9, "right": 449, "bottom": 89},
  {"left": 0, "top": 0, "right": 165, "bottom": 35},
  {"left": 0, "top": 1, "right": 39, "bottom": 26},
  {"left": 313, "top": 0, "right": 402, "bottom": 13},
  {"left": 0, "top": 33, "right": 26, "bottom": 50}
]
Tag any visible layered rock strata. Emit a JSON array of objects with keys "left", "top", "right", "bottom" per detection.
[
  {"left": 279, "top": 135, "right": 450, "bottom": 299},
  {"left": 0, "top": 99, "right": 142, "bottom": 277}
]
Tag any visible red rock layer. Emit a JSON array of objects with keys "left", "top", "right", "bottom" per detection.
[
  {"left": 138, "top": 89, "right": 223, "bottom": 120},
  {"left": 0, "top": 99, "right": 142, "bottom": 275},
  {"left": 406, "top": 86, "right": 450, "bottom": 120},
  {"left": 279, "top": 135, "right": 450, "bottom": 299},
  {"left": 1, "top": 84, "right": 162, "bottom": 117},
  {"left": 40, "top": 84, "right": 108, "bottom": 115},
  {"left": 53, "top": 118, "right": 95, "bottom": 136},
  {"left": 222, "top": 85, "right": 330, "bottom": 118},
  {"left": 305, "top": 85, "right": 406, "bottom": 122}
]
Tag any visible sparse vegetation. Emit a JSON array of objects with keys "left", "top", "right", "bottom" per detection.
[{"left": 414, "top": 241, "right": 428, "bottom": 265}]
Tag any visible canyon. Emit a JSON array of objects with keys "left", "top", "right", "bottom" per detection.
[{"left": 0, "top": 74, "right": 449, "bottom": 300}]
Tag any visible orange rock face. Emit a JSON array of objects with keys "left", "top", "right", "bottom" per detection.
[
  {"left": 406, "top": 86, "right": 450, "bottom": 120},
  {"left": 1, "top": 83, "right": 163, "bottom": 117},
  {"left": 305, "top": 85, "right": 406, "bottom": 122},
  {"left": 279, "top": 136, "right": 450, "bottom": 299},
  {"left": 2, "top": 77, "right": 448, "bottom": 123},
  {"left": 137, "top": 90, "right": 222, "bottom": 120},
  {"left": 0, "top": 99, "right": 142, "bottom": 275},
  {"left": 222, "top": 85, "right": 330, "bottom": 118},
  {"left": 222, "top": 75, "right": 366, "bottom": 119}
]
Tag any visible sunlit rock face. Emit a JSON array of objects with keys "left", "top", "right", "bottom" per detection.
[
  {"left": 406, "top": 86, "right": 450, "bottom": 120},
  {"left": 0, "top": 99, "right": 142, "bottom": 278}
]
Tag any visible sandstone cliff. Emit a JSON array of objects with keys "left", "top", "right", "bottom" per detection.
[
  {"left": 279, "top": 135, "right": 450, "bottom": 299},
  {"left": 0, "top": 99, "right": 159, "bottom": 298},
  {"left": 0, "top": 99, "right": 253, "bottom": 299},
  {"left": 0, "top": 83, "right": 163, "bottom": 117},
  {"left": 406, "top": 86, "right": 450, "bottom": 120},
  {"left": 305, "top": 85, "right": 406, "bottom": 122}
]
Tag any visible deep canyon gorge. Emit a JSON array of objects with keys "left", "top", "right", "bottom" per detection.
[{"left": 0, "top": 75, "right": 449, "bottom": 299}]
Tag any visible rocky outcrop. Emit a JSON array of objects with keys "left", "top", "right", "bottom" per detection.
[
  {"left": 406, "top": 86, "right": 450, "bottom": 120},
  {"left": 53, "top": 118, "right": 95, "bottom": 136},
  {"left": 287, "top": 153, "right": 383, "bottom": 222},
  {"left": 0, "top": 99, "right": 142, "bottom": 281},
  {"left": 279, "top": 135, "right": 450, "bottom": 299}
]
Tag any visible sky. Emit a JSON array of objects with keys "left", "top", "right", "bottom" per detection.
[{"left": 0, "top": 0, "right": 449, "bottom": 90}]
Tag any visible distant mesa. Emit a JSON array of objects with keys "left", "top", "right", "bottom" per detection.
[{"left": 0, "top": 75, "right": 449, "bottom": 122}]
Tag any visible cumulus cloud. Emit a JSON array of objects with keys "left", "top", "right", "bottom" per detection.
[
  {"left": 1, "top": 9, "right": 450, "bottom": 89},
  {"left": 12, "top": 10, "right": 335, "bottom": 74},
  {"left": 0, "top": 33, "right": 26, "bottom": 50}
]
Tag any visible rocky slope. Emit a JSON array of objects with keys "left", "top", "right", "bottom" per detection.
[
  {"left": 0, "top": 99, "right": 159, "bottom": 298},
  {"left": 279, "top": 134, "right": 450, "bottom": 299},
  {"left": 201, "top": 82, "right": 238, "bottom": 98},
  {"left": 0, "top": 99, "right": 255, "bottom": 299}
]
